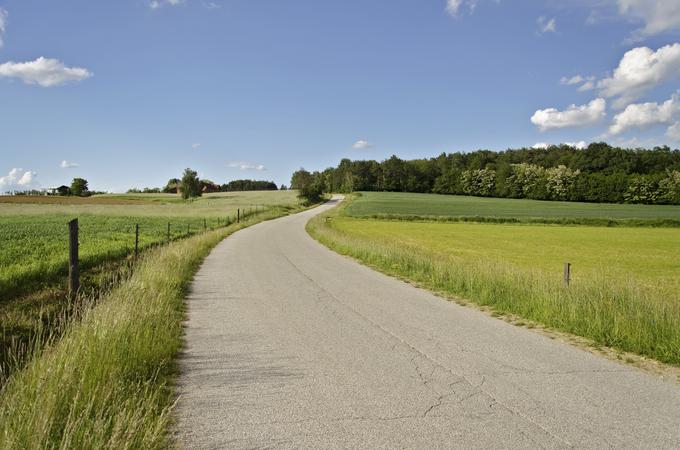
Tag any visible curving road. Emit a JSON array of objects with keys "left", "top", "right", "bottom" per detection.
[{"left": 175, "top": 198, "right": 680, "bottom": 449}]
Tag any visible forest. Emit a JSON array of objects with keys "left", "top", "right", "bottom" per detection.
[{"left": 292, "top": 143, "right": 680, "bottom": 204}]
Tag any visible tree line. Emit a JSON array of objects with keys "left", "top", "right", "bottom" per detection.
[
  {"left": 128, "top": 174, "right": 283, "bottom": 197},
  {"left": 291, "top": 143, "right": 680, "bottom": 204}
]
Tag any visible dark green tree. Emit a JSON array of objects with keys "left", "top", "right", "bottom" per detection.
[
  {"left": 180, "top": 168, "right": 202, "bottom": 199},
  {"left": 70, "top": 178, "right": 89, "bottom": 197}
]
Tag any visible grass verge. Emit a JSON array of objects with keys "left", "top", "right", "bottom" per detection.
[
  {"left": 308, "top": 199, "right": 680, "bottom": 366},
  {"left": 0, "top": 206, "right": 298, "bottom": 449}
]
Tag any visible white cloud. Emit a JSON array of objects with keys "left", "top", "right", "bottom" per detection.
[
  {"left": 0, "top": 8, "right": 8, "bottom": 49},
  {"left": 667, "top": 122, "right": 680, "bottom": 141},
  {"left": 617, "top": 0, "right": 680, "bottom": 39},
  {"left": 60, "top": 160, "right": 79, "bottom": 169},
  {"left": 202, "top": 1, "right": 221, "bottom": 9},
  {"left": 531, "top": 98, "right": 607, "bottom": 131},
  {"left": 560, "top": 75, "right": 584, "bottom": 86},
  {"left": 150, "top": 0, "right": 185, "bottom": 9},
  {"left": 532, "top": 141, "right": 588, "bottom": 150},
  {"left": 563, "top": 141, "right": 588, "bottom": 149},
  {"left": 0, "top": 57, "right": 92, "bottom": 87},
  {"left": 0, "top": 168, "right": 38, "bottom": 191},
  {"left": 537, "top": 16, "right": 557, "bottom": 33},
  {"left": 609, "top": 93, "right": 679, "bottom": 135},
  {"left": 192, "top": 143, "right": 201, "bottom": 150},
  {"left": 445, "top": 0, "right": 479, "bottom": 16},
  {"left": 352, "top": 140, "right": 373, "bottom": 150},
  {"left": 228, "top": 162, "right": 266, "bottom": 171},
  {"left": 597, "top": 44, "right": 680, "bottom": 108}
]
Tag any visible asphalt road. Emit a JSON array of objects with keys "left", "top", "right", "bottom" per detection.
[{"left": 175, "top": 198, "right": 680, "bottom": 449}]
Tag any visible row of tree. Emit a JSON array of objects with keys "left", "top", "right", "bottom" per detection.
[
  {"left": 291, "top": 143, "right": 680, "bottom": 204},
  {"left": 128, "top": 176, "right": 284, "bottom": 197}
]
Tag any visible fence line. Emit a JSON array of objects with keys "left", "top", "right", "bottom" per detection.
[{"left": 65, "top": 206, "right": 268, "bottom": 297}]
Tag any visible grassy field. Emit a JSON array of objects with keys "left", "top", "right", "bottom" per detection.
[
  {"left": 0, "top": 191, "right": 301, "bottom": 380},
  {"left": 0, "top": 207, "right": 297, "bottom": 449},
  {"left": 0, "top": 191, "right": 300, "bottom": 298},
  {"left": 309, "top": 194, "right": 680, "bottom": 365},
  {"left": 346, "top": 191, "right": 680, "bottom": 224}
]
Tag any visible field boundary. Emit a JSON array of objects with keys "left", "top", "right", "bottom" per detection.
[
  {"left": 0, "top": 203, "right": 312, "bottom": 448},
  {"left": 345, "top": 212, "right": 680, "bottom": 227},
  {"left": 309, "top": 196, "right": 680, "bottom": 370}
]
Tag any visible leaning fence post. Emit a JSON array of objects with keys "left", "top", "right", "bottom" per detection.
[
  {"left": 135, "top": 224, "right": 140, "bottom": 259},
  {"left": 68, "top": 219, "right": 79, "bottom": 299},
  {"left": 564, "top": 262, "right": 571, "bottom": 287}
]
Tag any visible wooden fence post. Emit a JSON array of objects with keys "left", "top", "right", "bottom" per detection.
[
  {"left": 187, "top": 223, "right": 190, "bottom": 235},
  {"left": 135, "top": 224, "right": 140, "bottom": 259},
  {"left": 564, "top": 262, "right": 571, "bottom": 287},
  {"left": 204, "top": 218, "right": 207, "bottom": 231},
  {"left": 68, "top": 219, "right": 79, "bottom": 299},
  {"left": 167, "top": 222, "right": 171, "bottom": 242},
  {"left": 237, "top": 209, "right": 240, "bottom": 223}
]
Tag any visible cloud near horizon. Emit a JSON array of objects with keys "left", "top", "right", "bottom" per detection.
[
  {"left": 609, "top": 93, "right": 680, "bottom": 135},
  {"left": 352, "top": 140, "right": 374, "bottom": 150},
  {"left": 0, "top": 57, "right": 92, "bottom": 87},
  {"left": 228, "top": 161, "right": 266, "bottom": 171},
  {"left": 60, "top": 160, "right": 79, "bottom": 168},
  {"left": 531, "top": 98, "right": 606, "bottom": 131},
  {"left": 0, "top": 168, "right": 38, "bottom": 191}
]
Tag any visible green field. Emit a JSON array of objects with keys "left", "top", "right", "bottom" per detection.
[
  {"left": 346, "top": 191, "right": 680, "bottom": 223},
  {"left": 310, "top": 193, "right": 680, "bottom": 365},
  {"left": 0, "top": 191, "right": 300, "bottom": 301}
]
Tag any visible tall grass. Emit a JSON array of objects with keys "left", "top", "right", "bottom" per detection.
[
  {"left": 0, "top": 207, "right": 292, "bottom": 449},
  {"left": 308, "top": 211, "right": 680, "bottom": 366}
]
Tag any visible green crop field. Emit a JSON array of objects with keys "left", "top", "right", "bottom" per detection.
[
  {"left": 0, "top": 191, "right": 301, "bottom": 300},
  {"left": 346, "top": 191, "right": 680, "bottom": 223},
  {"left": 309, "top": 194, "right": 680, "bottom": 365}
]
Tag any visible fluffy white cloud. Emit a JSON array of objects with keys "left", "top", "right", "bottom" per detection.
[
  {"left": 667, "top": 122, "right": 680, "bottom": 141},
  {"left": 563, "top": 141, "right": 588, "bottom": 149},
  {"left": 0, "top": 8, "right": 8, "bottom": 49},
  {"left": 352, "top": 140, "right": 373, "bottom": 150},
  {"left": 532, "top": 142, "right": 551, "bottom": 149},
  {"left": 617, "top": 0, "right": 680, "bottom": 39},
  {"left": 150, "top": 0, "right": 185, "bottom": 9},
  {"left": 531, "top": 98, "right": 606, "bottom": 131},
  {"left": 561, "top": 74, "right": 596, "bottom": 92},
  {"left": 597, "top": 44, "right": 680, "bottom": 108},
  {"left": 609, "top": 94, "right": 679, "bottom": 135},
  {"left": 228, "top": 162, "right": 266, "bottom": 171},
  {"left": 0, "top": 57, "right": 92, "bottom": 87},
  {"left": 0, "top": 168, "right": 38, "bottom": 191},
  {"left": 537, "top": 16, "right": 557, "bottom": 33},
  {"left": 192, "top": 143, "right": 201, "bottom": 150},
  {"left": 60, "top": 160, "right": 79, "bottom": 168}
]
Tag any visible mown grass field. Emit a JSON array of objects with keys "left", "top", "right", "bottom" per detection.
[
  {"left": 346, "top": 191, "right": 680, "bottom": 224},
  {"left": 309, "top": 193, "right": 680, "bottom": 366}
]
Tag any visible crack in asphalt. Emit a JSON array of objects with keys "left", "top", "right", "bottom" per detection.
[{"left": 281, "top": 252, "right": 575, "bottom": 448}]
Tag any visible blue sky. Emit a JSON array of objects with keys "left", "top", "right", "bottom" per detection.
[{"left": 1, "top": 0, "right": 680, "bottom": 192}]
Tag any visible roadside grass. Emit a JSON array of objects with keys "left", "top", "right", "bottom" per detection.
[
  {"left": 0, "top": 206, "right": 296, "bottom": 449},
  {"left": 308, "top": 202, "right": 680, "bottom": 366},
  {"left": 346, "top": 192, "right": 680, "bottom": 225}
]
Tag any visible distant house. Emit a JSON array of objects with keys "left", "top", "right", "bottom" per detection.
[{"left": 51, "top": 185, "right": 71, "bottom": 196}]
